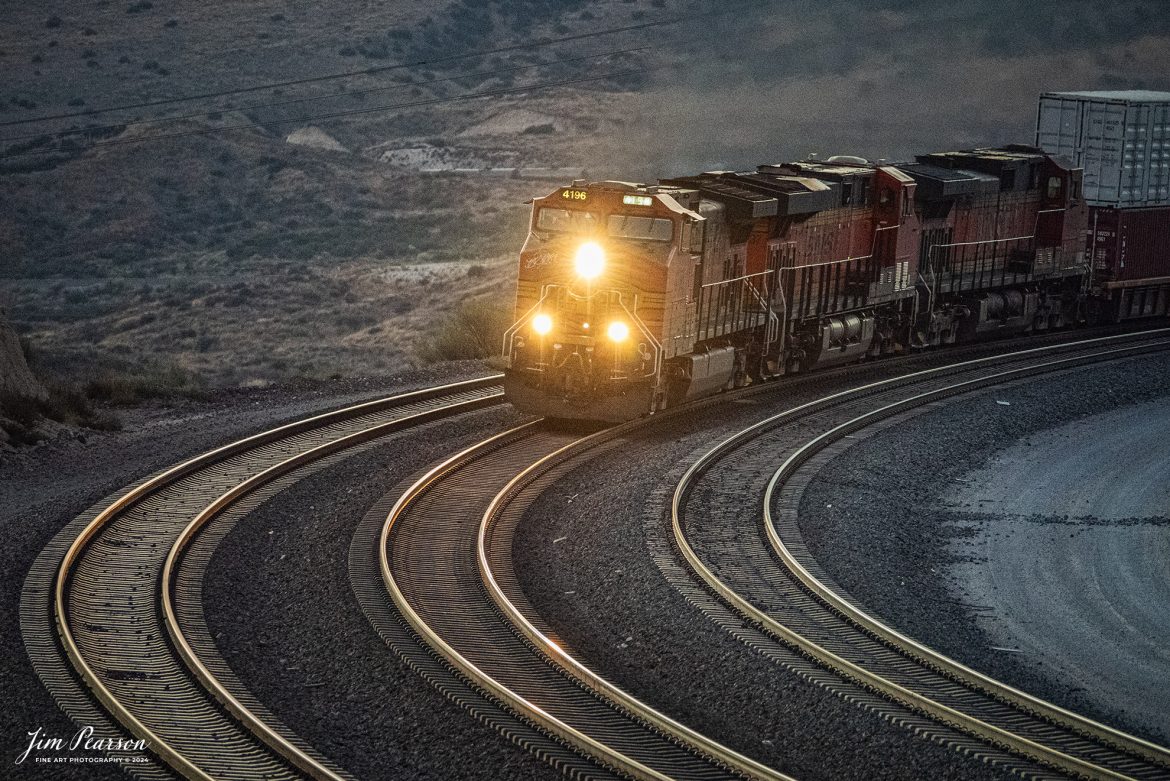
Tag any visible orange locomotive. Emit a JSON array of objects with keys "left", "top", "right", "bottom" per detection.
[{"left": 502, "top": 147, "right": 1089, "bottom": 421}]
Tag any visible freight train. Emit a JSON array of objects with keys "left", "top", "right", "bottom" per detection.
[{"left": 502, "top": 117, "right": 1168, "bottom": 421}]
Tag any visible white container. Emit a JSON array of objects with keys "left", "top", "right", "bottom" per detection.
[{"left": 1037, "top": 90, "right": 1170, "bottom": 208}]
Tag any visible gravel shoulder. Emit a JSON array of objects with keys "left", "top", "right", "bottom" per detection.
[
  {"left": 0, "top": 362, "right": 489, "bottom": 779},
  {"left": 511, "top": 388, "right": 1012, "bottom": 780},
  {"left": 198, "top": 405, "right": 563, "bottom": 781},
  {"left": 795, "top": 351, "right": 1170, "bottom": 747}
]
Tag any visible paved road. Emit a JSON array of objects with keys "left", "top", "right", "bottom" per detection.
[{"left": 947, "top": 398, "right": 1170, "bottom": 743}]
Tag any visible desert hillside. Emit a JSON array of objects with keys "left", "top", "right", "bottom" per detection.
[{"left": 2, "top": 0, "right": 1167, "bottom": 392}]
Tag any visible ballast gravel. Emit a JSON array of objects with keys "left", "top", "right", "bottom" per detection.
[
  {"left": 795, "top": 350, "right": 1170, "bottom": 747},
  {"left": 199, "top": 405, "right": 563, "bottom": 781},
  {"left": 511, "top": 384, "right": 1014, "bottom": 780}
]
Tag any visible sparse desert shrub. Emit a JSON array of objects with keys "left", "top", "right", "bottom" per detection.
[
  {"left": 1, "top": 383, "right": 121, "bottom": 444},
  {"left": 45, "top": 15, "right": 62, "bottom": 28},
  {"left": 43, "top": 383, "right": 121, "bottom": 429},
  {"left": 126, "top": 1, "right": 153, "bottom": 13},
  {"left": 359, "top": 41, "right": 390, "bottom": 59},
  {"left": 85, "top": 361, "right": 207, "bottom": 404},
  {"left": 419, "top": 297, "right": 510, "bottom": 362},
  {"left": 386, "top": 295, "right": 414, "bottom": 315}
]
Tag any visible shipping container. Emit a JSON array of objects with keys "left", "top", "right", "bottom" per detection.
[
  {"left": 1086, "top": 205, "right": 1170, "bottom": 320},
  {"left": 1037, "top": 91, "right": 1170, "bottom": 209}
]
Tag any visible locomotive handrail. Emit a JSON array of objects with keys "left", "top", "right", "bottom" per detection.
[{"left": 696, "top": 271, "right": 778, "bottom": 347}]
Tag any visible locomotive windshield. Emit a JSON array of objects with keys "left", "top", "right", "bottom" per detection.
[
  {"left": 536, "top": 208, "right": 598, "bottom": 233},
  {"left": 607, "top": 214, "right": 674, "bottom": 242}
]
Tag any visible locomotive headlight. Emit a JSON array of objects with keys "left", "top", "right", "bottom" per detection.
[
  {"left": 574, "top": 241, "right": 605, "bottom": 280},
  {"left": 606, "top": 321, "right": 629, "bottom": 342},
  {"left": 532, "top": 313, "right": 553, "bottom": 335}
]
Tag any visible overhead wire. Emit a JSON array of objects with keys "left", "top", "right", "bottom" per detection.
[
  {"left": 0, "top": 45, "right": 651, "bottom": 144},
  {"left": 0, "top": 2, "right": 763, "bottom": 130},
  {"left": 0, "top": 67, "right": 645, "bottom": 159}
]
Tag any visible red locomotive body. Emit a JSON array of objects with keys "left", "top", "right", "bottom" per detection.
[
  {"left": 503, "top": 147, "right": 1098, "bottom": 421},
  {"left": 902, "top": 147, "right": 1088, "bottom": 343}
]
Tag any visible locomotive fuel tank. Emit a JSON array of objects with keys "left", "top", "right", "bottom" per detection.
[{"left": 797, "top": 314, "right": 876, "bottom": 370}]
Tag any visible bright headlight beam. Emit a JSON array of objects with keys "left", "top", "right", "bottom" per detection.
[
  {"left": 607, "top": 321, "right": 629, "bottom": 342},
  {"left": 574, "top": 241, "right": 605, "bottom": 279},
  {"left": 532, "top": 313, "right": 553, "bottom": 335}
]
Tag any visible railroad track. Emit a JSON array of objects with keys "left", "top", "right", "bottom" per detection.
[
  {"left": 670, "top": 331, "right": 1170, "bottom": 781},
  {"left": 357, "top": 329, "right": 1170, "bottom": 781},
  {"left": 18, "top": 326, "right": 1170, "bottom": 781},
  {"left": 367, "top": 422, "right": 793, "bottom": 781},
  {"left": 21, "top": 377, "right": 504, "bottom": 780}
]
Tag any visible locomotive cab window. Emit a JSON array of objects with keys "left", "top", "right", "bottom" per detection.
[
  {"left": 536, "top": 208, "right": 598, "bottom": 233},
  {"left": 1047, "top": 176, "right": 1062, "bottom": 199},
  {"left": 607, "top": 215, "right": 674, "bottom": 242}
]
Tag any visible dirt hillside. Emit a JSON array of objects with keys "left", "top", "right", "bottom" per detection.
[{"left": 0, "top": 307, "right": 45, "bottom": 403}]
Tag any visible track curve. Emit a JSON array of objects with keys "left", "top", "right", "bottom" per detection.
[
  {"left": 23, "top": 377, "right": 503, "bottom": 780},
  {"left": 672, "top": 333, "right": 1170, "bottom": 780},
  {"left": 380, "top": 422, "right": 791, "bottom": 781}
]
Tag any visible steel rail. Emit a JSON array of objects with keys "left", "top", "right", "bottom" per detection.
[
  {"left": 761, "top": 344, "right": 1170, "bottom": 776},
  {"left": 41, "top": 328, "right": 1167, "bottom": 779},
  {"left": 670, "top": 334, "right": 1170, "bottom": 780},
  {"left": 50, "top": 375, "right": 503, "bottom": 779},
  {"left": 378, "top": 423, "right": 688, "bottom": 781},
  {"left": 477, "top": 434, "right": 796, "bottom": 781},
  {"left": 379, "top": 420, "right": 794, "bottom": 781},
  {"left": 160, "top": 392, "right": 503, "bottom": 780}
]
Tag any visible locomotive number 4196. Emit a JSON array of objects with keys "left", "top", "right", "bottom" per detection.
[{"left": 561, "top": 189, "right": 588, "bottom": 201}]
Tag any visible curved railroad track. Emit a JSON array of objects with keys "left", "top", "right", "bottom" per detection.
[
  {"left": 670, "top": 331, "right": 1170, "bottom": 781},
  {"left": 21, "top": 377, "right": 504, "bottom": 780},
  {"left": 370, "top": 421, "right": 792, "bottom": 781},
  {"left": 19, "top": 325, "right": 1170, "bottom": 781}
]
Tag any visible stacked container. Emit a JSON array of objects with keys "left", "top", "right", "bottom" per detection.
[{"left": 1038, "top": 90, "right": 1170, "bottom": 208}]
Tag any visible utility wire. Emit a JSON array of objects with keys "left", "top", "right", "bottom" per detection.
[
  {"left": 0, "top": 3, "right": 761, "bottom": 129},
  {"left": 1, "top": 68, "right": 644, "bottom": 159},
  {"left": 0, "top": 45, "right": 650, "bottom": 144}
]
